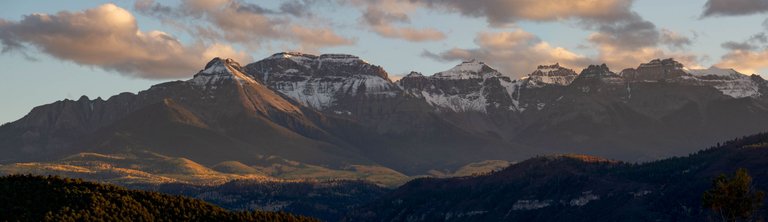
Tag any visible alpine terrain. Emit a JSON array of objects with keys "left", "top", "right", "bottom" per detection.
[{"left": 1, "top": 53, "right": 768, "bottom": 184}]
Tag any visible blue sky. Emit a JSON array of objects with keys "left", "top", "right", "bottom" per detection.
[{"left": 1, "top": 0, "right": 768, "bottom": 123}]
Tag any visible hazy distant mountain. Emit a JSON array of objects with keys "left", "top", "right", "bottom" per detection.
[{"left": 2, "top": 52, "right": 768, "bottom": 179}]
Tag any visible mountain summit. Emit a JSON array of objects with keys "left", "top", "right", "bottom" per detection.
[
  {"left": 526, "top": 63, "right": 578, "bottom": 86},
  {"left": 432, "top": 59, "right": 502, "bottom": 80},
  {"left": 190, "top": 57, "right": 255, "bottom": 87}
]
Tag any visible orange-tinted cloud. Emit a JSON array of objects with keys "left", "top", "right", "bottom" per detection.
[
  {"left": 0, "top": 4, "right": 250, "bottom": 79},
  {"left": 717, "top": 49, "right": 768, "bottom": 74}
]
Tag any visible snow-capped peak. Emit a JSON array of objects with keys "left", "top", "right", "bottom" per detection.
[
  {"left": 318, "top": 54, "right": 369, "bottom": 64},
  {"left": 527, "top": 63, "right": 578, "bottom": 86},
  {"left": 199, "top": 57, "right": 240, "bottom": 75},
  {"left": 268, "top": 52, "right": 314, "bottom": 59},
  {"left": 189, "top": 57, "right": 257, "bottom": 87},
  {"left": 265, "top": 52, "right": 316, "bottom": 67},
  {"left": 681, "top": 66, "right": 760, "bottom": 98},
  {"left": 433, "top": 60, "right": 502, "bottom": 79},
  {"left": 265, "top": 52, "right": 371, "bottom": 66},
  {"left": 684, "top": 66, "right": 740, "bottom": 77}
]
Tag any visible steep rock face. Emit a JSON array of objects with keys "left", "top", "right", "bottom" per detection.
[
  {"left": 572, "top": 64, "right": 623, "bottom": 86},
  {"left": 514, "top": 61, "right": 768, "bottom": 160},
  {"left": 0, "top": 95, "right": 135, "bottom": 160},
  {"left": 525, "top": 63, "right": 579, "bottom": 87},
  {"left": 242, "top": 52, "right": 399, "bottom": 112},
  {"left": 243, "top": 53, "right": 446, "bottom": 136},
  {"left": 399, "top": 60, "right": 522, "bottom": 113},
  {"left": 682, "top": 67, "right": 764, "bottom": 98},
  {"left": 0, "top": 57, "right": 377, "bottom": 168},
  {"left": 619, "top": 58, "right": 766, "bottom": 99},
  {"left": 620, "top": 58, "right": 688, "bottom": 81}
]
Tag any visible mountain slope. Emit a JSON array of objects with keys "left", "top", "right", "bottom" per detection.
[
  {"left": 3, "top": 53, "right": 768, "bottom": 178},
  {"left": 0, "top": 58, "right": 374, "bottom": 169},
  {"left": 347, "top": 132, "right": 768, "bottom": 221}
]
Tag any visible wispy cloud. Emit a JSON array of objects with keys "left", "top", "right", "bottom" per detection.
[{"left": 344, "top": 0, "right": 446, "bottom": 42}]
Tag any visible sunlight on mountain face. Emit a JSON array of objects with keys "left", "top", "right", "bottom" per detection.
[{"left": 2, "top": 0, "right": 768, "bottom": 221}]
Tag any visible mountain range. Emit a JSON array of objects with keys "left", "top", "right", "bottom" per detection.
[{"left": 2, "top": 52, "right": 768, "bottom": 180}]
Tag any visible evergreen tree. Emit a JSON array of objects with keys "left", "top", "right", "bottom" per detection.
[
  {"left": 702, "top": 168, "right": 765, "bottom": 222},
  {"left": 0, "top": 175, "right": 318, "bottom": 222}
]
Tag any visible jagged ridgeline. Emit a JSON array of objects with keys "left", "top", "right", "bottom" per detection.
[
  {"left": 0, "top": 175, "right": 317, "bottom": 221},
  {"left": 1, "top": 52, "right": 768, "bottom": 179}
]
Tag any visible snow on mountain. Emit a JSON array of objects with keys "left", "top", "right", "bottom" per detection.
[
  {"left": 272, "top": 75, "right": 396, "bottom": 109},
  {"left": 245, "top": 52, "right": 399, "bottom": 110},
  {"left": 418, "top": 90, "right": 489, "bottom": 113},
  {"left": 189, "top": 58, "right": 257, "bottom": 88},
  {"left": 499, "top": 79, "right": 525, "bottom": 111},
  {"left": 684, "top": 66, "right": 739, "bottom": 77},
  {"left": 399, "top": 60, "right": 522, "bottom": 113},
  {"left": 682, "top": 67, "right": 760, "bottom": 98},
  {"left": 265, "top": 52, "right": 316, "bottom": 68},
  {"left": 197, "top": 55, "right": 765, "bottom": 114},
  {"left": 710, "top": 78, "right": 761, "bottom": 98},
  {"left": 264, "top": 52, "right": 374, "bottom": 70},
  {"left": 618, "top": 59, "right": 761, "bottom": 98},
  {"left": 433, "top": 60, "right": 502, "bottom": 80},
  {"left": 526, "top": 63, "right": 578, "bottom": 87}
]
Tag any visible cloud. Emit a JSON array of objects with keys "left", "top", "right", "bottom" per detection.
[
  {"left": 411, "top": 0, "right": 698, "bottom": 71},
  {"left": 416, "top": 0, "right": 635, "bottom": 25},
  {"left": 279, "top": 0, "right": 316, "bottom": 18},
  {"left": 717, "top": 32, "right": 768, "bottom": 74},
  {"left": 716, "top": 49, "right": 768, "bottom": 74},
  {"left": 721, "top": 32, "right": 768, "bottom": 51},
  {"left": 660, "top": 29, "right": 692, "bottom": 50},
  {"left": 0, "top": 3, "right": 250, "bottom": 79},
  {"left": 585, "top": 13, "right": 659, "bottom": 50},
  {"left": 371, "top": 25, "right": 446, "bottom": 42},
  {"left": 702, "top": 0, "right": 768, "bottom": 17},
  {"left": 591, "top": 43, "right": 702, "bottom": 71},
  {"left": 582, "top": 12, "right": 699, "bottom": 70},
  {"left": 135, "top": 0, "right": 354, "bottom": 51},
  {"left": 350, "top": 1, "right": 445, "bottom": 42},
  {"left": 722, "top": 41, "right": 758, "bottom": 51},
  {"left": 289, "top": 26, "right": 357, "bottom": 48},
  {"left": 422, "top": 30, "right": 595, "bottom": 77}
]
